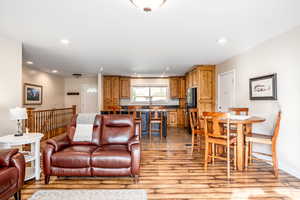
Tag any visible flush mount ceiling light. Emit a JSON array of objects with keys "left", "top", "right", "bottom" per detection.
[
  {"left": 51, "top": 70, "right": 58, "bottom": 73},
  {"left": 130, "top": 0, "right": 167, "bottom": 12},
  {"left": 217, "top": 37, "right": 228, "bottom": 46},
  {"left": 60, "top": 39, "right": 70, "bottom": 45},
  {"left": 26, "top": 61, "right": 33, "bottom": 65}
]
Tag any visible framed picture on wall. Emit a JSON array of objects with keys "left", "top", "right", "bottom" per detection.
[
  {"left": 24, "top": 83, "right": 43, "bottom": 105},
  {"left": 249, "top": 73, "right": 277, "bottom": 100}
]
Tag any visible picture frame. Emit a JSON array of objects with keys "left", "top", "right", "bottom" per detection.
[
  {"left": 249, "top": 73, "right": 277, "bottom": 100},
  {"left": 24, "top": 83, "right": 43, "bottom": 105}
]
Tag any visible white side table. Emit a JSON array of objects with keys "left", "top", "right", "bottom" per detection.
[{"left": 0, "top": 133, "right": 44, "bottom": 181}]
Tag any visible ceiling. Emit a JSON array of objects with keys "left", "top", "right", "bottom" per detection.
[{"left": 1, "top": 0, "right": 300, "bottom": 77}]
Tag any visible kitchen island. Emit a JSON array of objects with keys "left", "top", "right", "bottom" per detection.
[{"left": 100, "top": 109, "right": 168, "bottom": 137}]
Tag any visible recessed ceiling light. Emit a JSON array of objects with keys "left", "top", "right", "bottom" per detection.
[
  {"left": 60, "top": 39, "right": 70, "bottom": 45},
  {"left": 26, "top": 61, "right": 33, "bottom": 65},
  {"left": 52, "top": 70, "right": 58, "bottom": 73},
  {"left": 217, "top": 37, "right": 228, "bottom": 46}
]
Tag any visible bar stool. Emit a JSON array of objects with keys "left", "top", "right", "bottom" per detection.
[{"left": 149, "top": 109, "right": 163, "bottom": 142}]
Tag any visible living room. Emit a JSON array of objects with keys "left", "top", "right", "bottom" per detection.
[{"left": 1, "top": 1, "right": 300, "bottom": 200}]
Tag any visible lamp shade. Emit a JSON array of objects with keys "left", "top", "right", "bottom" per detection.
[{"left": 10, "top": 107, "right": 28, "bottom": 120}]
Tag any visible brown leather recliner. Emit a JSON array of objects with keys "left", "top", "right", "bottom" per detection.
[
  {"left": 0, "top": 149, "right": 25, "bottom": 200},
  {"left": 43, "top": 115, "right": 141, "bottom": 184}
]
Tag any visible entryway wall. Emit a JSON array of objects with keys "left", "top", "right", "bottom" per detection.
[
  {"left": 22, "top": 66, "right": 65, "bottom": 110},
  {"left": 64, "top": 76, "right": 98, "bottom": 113}
]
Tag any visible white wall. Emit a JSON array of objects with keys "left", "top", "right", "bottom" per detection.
[
  {"left": 0, "top": 37, "right": 22, "bottom": 136},
  {"left": 22, "top": 66, "right": 65, "bottom": 110},
  {"left": 216, "top": 26, "right": 300, "bottom": 178},
  {"left": 64, "top": 77, "right": 98, "bottom": 113}
]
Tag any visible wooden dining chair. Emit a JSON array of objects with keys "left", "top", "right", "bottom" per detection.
[
  {"left": 245, "top": 112, "right": 281, "bottom": 177},
  {"left": 189, "top": 108, "right": 204, "bottom": 153},
  {"left": 149, "top": 109, "right": 163, "bottom": 142},
  {"left": 229, "top": 107, "right": 249, "bottom": 115},
  {"left": 203, "top": 112, "right": 237, "bottom": 178}
]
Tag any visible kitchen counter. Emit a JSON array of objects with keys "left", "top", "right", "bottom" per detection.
[{"left": 100, "top": 109, "right": 168, "bottom": 137}]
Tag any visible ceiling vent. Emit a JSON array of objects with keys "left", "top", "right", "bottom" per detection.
[{"left": 72, "top": 73, "right": 82, "bottom": 78}]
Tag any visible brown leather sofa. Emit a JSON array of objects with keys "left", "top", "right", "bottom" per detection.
[
  {"left": 43, "top": 115, "right": 141, "bottom": 184},
  {"left": 0, "top": 149, "right": 25, "bottom": 200}
]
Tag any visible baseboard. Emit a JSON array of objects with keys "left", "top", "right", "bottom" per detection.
[{"left": 253, "top": 153, "right": 300, "bottom": 179}]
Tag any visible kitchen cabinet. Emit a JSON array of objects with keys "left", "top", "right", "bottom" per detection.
[
  {"left": 179, "top": 77, "right": 186, "bottom": 98},
  {"left": 103, "top": 76, "right": 120, "bottom": 109},
  {"left": 170, "top": 77, "right": 186, "bottom": 99},
  {"left": 170, "top": 78, "right": 179, "bottom": 99},
  {"left": 120, "top": 77, "right": 130, "bottom": 98},
  {"left": 177, "top": 109, "right": 186, "bottom": 128},
  {"left": 185, "top": 65, "right": 215, "bottom": 112},
  {"left": 167, "top": 111, "right": 177, "bottom": 127}
]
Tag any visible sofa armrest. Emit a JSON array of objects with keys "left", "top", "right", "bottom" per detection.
[
  {"left": 43, "top": 144, "right": 55, "bottom": 177},
  {"left": 0, "top": 149, "right": 19, "bottom": 167},
  {"left": 130, "top": 143, "right": 140, "bottom": 176},
  {"left": 10, "top": 152, "right": 25, "bottom": 190},
  {"left": 128, "top": 136, "right": 140, "bottom": 151},
  {"left": 47, "top": 134, "right": 70, "bottom": 152}
]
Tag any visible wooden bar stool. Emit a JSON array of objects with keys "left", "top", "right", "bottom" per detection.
[
  {"left": 189, "top": 108, "right": 204, "bottom": 154},
  {"left": 149, "top": 109, "right": 163, "bottom": 142},
  {"left": 245, "top": 112, "right": 281, "bottom": 177},
  {"left": 130, "top": 110, "right": 142, "bottom": 139}
]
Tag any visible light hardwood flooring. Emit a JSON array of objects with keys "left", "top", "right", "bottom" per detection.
[{"left": 21, "top": 128, "right": 300, "bottom": 200}]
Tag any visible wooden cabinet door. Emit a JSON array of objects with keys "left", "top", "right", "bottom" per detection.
[
  {"left": 103, "top": 77, "right": 112, "bottom": 99},
  {"left": 179, "top": 77, "right": 186, "bottom": 98},
  {"left": 192, "top": 69, "right": 199, "bottom": 87},
  {"left": 120, "top": 78, "right": 130, "bottom": 98},
  {"left": 170, "top": 78, "right": 179, "bottom": 99},
  {"left": 167, "top": 111, "right": 177, "bottom": 127},
  {"left": 199, "top": 68, "right": 214, "bottom": 101},
  {"left": 103, "top": 77, "right": 112, "bottom": 109},
  {"left": 177, "top": 109, "right": 184, "bottom": 127},
  {"left": 112, "top": 77, "right": 120, "bottom": 106}
]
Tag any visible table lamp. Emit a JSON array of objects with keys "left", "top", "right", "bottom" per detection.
[{"left": 10, "top": 107, "right": 28, "bottom": 136}]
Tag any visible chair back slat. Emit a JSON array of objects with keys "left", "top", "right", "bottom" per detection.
[
  {"left": 189, "top": 108, "right": 200, "bottom": 129},
  {"left": 229, "top": 107, "right": 249, "bottom": 115},
  {"left": 203, "top": 112, "right": 230, "bottom": 138},
  {"left": 150, "top": 109, "right": 163, "bottom": 120}
]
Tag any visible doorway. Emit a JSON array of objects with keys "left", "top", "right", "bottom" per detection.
[
  {"left": 80, "top": 84, "right": 98, "bottom": 113},
  {"left": 217, "top": 70, "right": 236, "bottom": 112}
]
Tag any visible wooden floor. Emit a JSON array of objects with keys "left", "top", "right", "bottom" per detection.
[{"left": 20, "top": 128, "right": 300, "bottom": 200}]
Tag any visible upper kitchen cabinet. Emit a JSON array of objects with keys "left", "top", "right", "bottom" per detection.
[
  {"left": 169, "top": 77, "right": 179, "bottom": 99},
  {"left": 170, "top": 77, "right": 186, "bottom": 99},
  {"left": 179, "top": 77, "right": 186, "bottom": 98},
  {"left": 120, "top": 77, "right": 130, "bottom": 99},
  {"left": 103, "top": 76, "right": 120, "bottom": 109}
]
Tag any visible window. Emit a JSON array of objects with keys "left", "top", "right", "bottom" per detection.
[{"left": 132, "top": 86, "right": 168, "bottom": 103}]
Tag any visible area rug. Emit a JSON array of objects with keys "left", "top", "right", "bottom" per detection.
[{"left": 29, "top": 189, "right": 147, "bottom": 200}]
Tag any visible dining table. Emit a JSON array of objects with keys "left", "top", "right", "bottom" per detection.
[{"left": 220, "top": 116, "right": 266, "bottom": 171}]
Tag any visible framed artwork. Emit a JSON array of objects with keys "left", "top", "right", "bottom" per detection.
[
  {"left": 249, "top": 74, "right": 277, "bottom": 100},
  {"left": 24, "top": 83, "right": 43, "bottom": 105}
]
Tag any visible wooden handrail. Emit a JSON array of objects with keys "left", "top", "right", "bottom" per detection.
[{"left": 23, "top": 105, "right": 76, "bottom": 140}]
